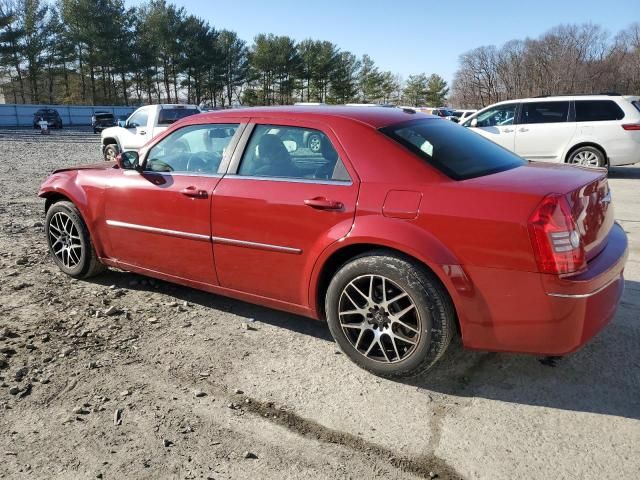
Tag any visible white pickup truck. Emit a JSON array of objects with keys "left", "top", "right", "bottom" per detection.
[{"left": 101, "top": 104, "right": 200, "bottom": 161}]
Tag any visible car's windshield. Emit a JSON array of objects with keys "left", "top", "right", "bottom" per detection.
[
  {"left": 96, "top": 113, "right": 114, "bottom": 120},
  {"left": 158, "top": 108, "right": 199, "bottom": 125},
  {"left": 380, "top": 118, "right": 525, "bottom": 180}
]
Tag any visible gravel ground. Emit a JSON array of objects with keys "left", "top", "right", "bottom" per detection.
[{"left": 0, "top": 128, "right": 639, "bottom": 480}]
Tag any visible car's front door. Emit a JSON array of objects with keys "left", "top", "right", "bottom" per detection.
[
  {"left": 103, "top": 122, "right": 242, "bottom": 284},
  {"left": 211, "top": 120, "right": 359, "bottom": 306},
  {"left": 514, "top": 101, "right": 576, "bottom": 162},
  {"left": 120, "top": 107, "right": 152, "bottom": 150},
  {"left": 467, "top": 103, "right": 518, "bottom": 151}
]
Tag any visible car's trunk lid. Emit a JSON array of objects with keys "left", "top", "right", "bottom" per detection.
[{"left": 464, "top": 162, "right": 614, "bottom": 260}]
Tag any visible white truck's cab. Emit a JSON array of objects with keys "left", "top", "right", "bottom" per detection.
[{"left": 101, "top": 104, "right": 200, "bottom": 161}]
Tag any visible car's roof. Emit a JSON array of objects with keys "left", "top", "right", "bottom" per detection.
[
  {"left": 193, "top": 106, "right": 432, "bottom": 129},
  {"left": 489, "top": 95, "right": 629, "bottom": 106}
]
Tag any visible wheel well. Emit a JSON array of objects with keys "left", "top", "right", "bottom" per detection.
[
  {"left": 565, "top": 142, "right": 608, "bottom": 165},
  {"left": 44, "top": 193, "right": 71, "bottom": 213},
  {"left": 315, "top": 244, "right": 460, "bottom": 333},
  {"left": 102, "top": 137, "right": 119, "bottom": 148}
]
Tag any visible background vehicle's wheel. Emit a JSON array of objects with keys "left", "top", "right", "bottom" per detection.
[
  {"left": 103, "top": 144, "right": 119, "bottom": 162},
  {"left": 567, "top": 146, "right": 605, "bottom": 168},
  {"left": 307, "top": 133, "right": 322, "bottom": 153},
  {"left": 45, "top": 201, "right": 106, "bottom": 279},
  {"left": 325, "top": 251, "right": 455, "bottom": 378}
]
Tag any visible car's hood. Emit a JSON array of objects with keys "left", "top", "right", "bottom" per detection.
[
  {"left": 52, "top": 161, "right": 116, "bottom": 174},
  {"left": 101, "top": 126, "right": 125, "bottom": 138}
]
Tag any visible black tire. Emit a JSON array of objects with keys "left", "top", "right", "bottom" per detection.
[
  {"left": 325, "top": 251, "right": 455, "bottom": 378},
  {"left": 103, "top": 143, "right": 119, "bottom": 162},
  {"left": 307, "top": 133, "right": 322, "bottom": 153},
  {"left": 45, "top": 201, "right": 106, "bottom": 279},
  {"left": 567, "top": 146, "right": 606, "bottom": 168}
]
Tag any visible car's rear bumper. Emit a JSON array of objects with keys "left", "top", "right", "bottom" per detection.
[{"left": 457, "top": 222, "right": 628, "bottom": 355}]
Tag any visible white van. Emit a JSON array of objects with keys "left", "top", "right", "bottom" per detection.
[{"left": 460, "top": 94, "right": 640, "bottom": 167}]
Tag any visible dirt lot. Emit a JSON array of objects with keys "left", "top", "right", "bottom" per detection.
[{"left": 1, "top": 128, "right": 639, "bottom": 480}]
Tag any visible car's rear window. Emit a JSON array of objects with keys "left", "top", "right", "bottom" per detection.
[
  {"left": 96, "top": 113, "right": 114, "bottom": 119},
  {"left": 575, "top": 100, "right": 625, "bottom": 122},
  {"left": 158, "top": 108, "right": 199, "bottom": 125},
  {"left": 380, "top": 118, "right": 525, "bottom": 180}
]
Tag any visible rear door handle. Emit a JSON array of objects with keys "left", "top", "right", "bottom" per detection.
[
  {"left": 518, "top": 127, "right": 529, "bottom": 132},
  {"left": 304, "top": 197, "right": 343, "bottom": 210},
  {"left": 180, "top": 186, "right": 208, "bottom": 199},
  {"left": 138, "top": 130, "right": 146, "bottom": 135}
]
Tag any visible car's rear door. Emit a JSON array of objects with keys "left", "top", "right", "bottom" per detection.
[
  {"left": 211, "top": 119, "right": 359, "bottom": 306},
  {"left": 514, "top": 100, "right": 576, "bottom": 162},
  {"left": 103, "top": 122, "right": 243, "bottom": 284}
]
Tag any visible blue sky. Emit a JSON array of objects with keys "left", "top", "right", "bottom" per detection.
[{"left": 138, "top": 0, "right": 638, "bottom": 83}]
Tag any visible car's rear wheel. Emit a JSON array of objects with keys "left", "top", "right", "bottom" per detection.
[
  {"left": 104, "top": 144, "right": 119, "bottom": 162},
  {"left": 567, "top": 146, "right": 605, "bottom": 168},
  {"left": 325, "top": 252, "right": 454, "bottom": 378},
  {"left": 45, "top": 201, "right": 105, "bottom": 279}
]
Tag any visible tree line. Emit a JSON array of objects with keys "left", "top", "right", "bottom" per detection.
[
  {"left": 0, "top": 0, "right": 449, "bottom": 107},
  {"left": 451, "top": 23, "right": 640, "bottom": 109}
]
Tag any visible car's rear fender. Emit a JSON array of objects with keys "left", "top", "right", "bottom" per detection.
[{"left": 308, "top": 214, "right": 472, "bottom": 339}]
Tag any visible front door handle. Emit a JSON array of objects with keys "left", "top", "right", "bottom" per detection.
[
  {"left": 304, "top": 197, "right": 343, "bottom": 210},
  {"left": 503, "top": 128, "right": 514, "bottom": 133},
  {"left": 518, "top": 127, "right": 529, "bottom": 132},
  {"left": 180, "top": 186, "right": 208, "bottom": 199},
  {"left": 138, "top": 129, "right": 146, "bottom": 135}
]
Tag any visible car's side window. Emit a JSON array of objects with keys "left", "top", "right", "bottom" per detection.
[
  {"left": 237, "top": 124, "right": 350, "bottom": 182},
  {"left": 145, "top": 124, "right": 239, "bottom": 174},
  {"left": 575, "top": 100, "right": 625, "bottom": 122},
  {"left": 521, "top": 101, "right": 569, "bottom": 124},
  {"left": 128, "top": 110, "right": 148, "bottom": 128},
  {"left": 475, "top": 104, "right": 517, "bottom": 127}
]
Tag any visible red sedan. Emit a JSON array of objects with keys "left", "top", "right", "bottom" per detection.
[{"left": 38, "top": 106, "right": 628, "bottom": 377}]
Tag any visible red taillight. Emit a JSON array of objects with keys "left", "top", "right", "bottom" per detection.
[
  {"left": 622, "top": 124, "right": 640, "bottom": 131},
  {"left": 528, "top": 194, "right": 586, "bottom": 275}
]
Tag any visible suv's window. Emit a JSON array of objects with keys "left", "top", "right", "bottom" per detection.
[
  {"left": 381, "top": 118, "right": 524, "bottom": 180},
  {"left": 237, "top": 125, "right": 350, "bottom": 181},
  {"left": 128, "top": 110, "right": 148, "bottom": 128},
  {"left": 145, "top": 124, "right": 239, "bottom": 174},
  {"left": 575, "top": 100, "right": 625, "bottom": 122},
  {"left": 632, "top": 101, "right": 640, "bottom": 113},
  {"left": 521, "top": 101, "right": 569, "bottom": 124},
  {"left": 158, "top": 108, "right": 199, "bottom": 125},
  {"left": 474, "top": 104, "right": 516, "bottom": 127}
]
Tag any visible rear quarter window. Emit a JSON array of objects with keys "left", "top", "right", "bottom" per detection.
[
  {"left": 158, "top": 108, "right": 199, "bottom": 125},
  {"left": 381, "top": 118, "right": 525, "bottom": 180},
  {"left": 631, "top": 101, "right": 640, "bottom": 113},
  {"left": 575, "top": 100, "right": 625, "bottom": 122}
]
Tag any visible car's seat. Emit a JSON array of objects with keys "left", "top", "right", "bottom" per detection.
[
  {"left": 315, "top": 139, "right": 339, "bottom": 179},
  {"left": 254, "top": 134, "right": 302, "bottom": 178}
]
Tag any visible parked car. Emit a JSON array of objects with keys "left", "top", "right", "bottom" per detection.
[
  {"left": 451, "top": 109, "right": 477, "bottom": 123},
  {"left": 39, "top": 106, "right": 628, "bottom": 377},
  {"left": 91, "top": 111, "right": 116, "bottom": 133},
  {"left": 32, "top": 108, "right": 63, "bottom": 129},
  {"left": 430, "top": 108, "right": 457, "bottom": 120},
  {"left": 101, "top": 104, "right": 200, "bottom": 161},
  {"left": 461, "top": 94, "right": 640, "bottom": 167}
]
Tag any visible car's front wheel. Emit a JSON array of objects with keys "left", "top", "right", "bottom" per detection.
[
  {"left": 103, "top": 144, "right": 119, "bottom": 162},
  {"left": 325, "top": 252, "right": 455, "bottom": 378},
  {"left": 45, "top": 201, "right": 105, "bottom": 279},
  {"left": 567, "top": 146, "right": 606, "bottom": 168},
  {"left": 307, "top": 133, "right": 322, "bottom": 153}
]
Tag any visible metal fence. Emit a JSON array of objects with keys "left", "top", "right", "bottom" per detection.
[{"left": 0, "top": 104, "right": 136, "bottom": 127}]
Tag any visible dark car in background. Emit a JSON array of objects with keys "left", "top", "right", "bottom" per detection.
[
  {"left": 33, "top": 108, "right": 63, "bottom": 129},
  {"left": 91, "top": 111, "right": 116, "bottom": 133}
]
